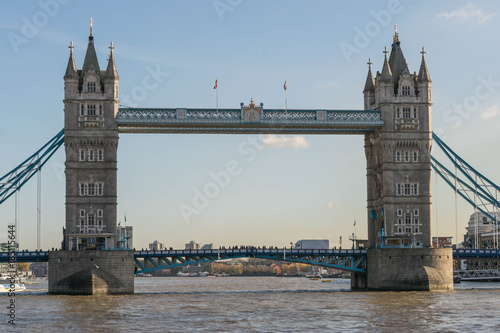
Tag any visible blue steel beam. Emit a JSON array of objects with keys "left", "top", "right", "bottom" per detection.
[
  {"left": 0, "top": 249, "right": 498, "bottom": 265},
  {"left": 433, "top": 132, "right": 500, "bottom": 203},
  {"left": 431, "top": 156, "right": 500, "bottom": 224},
  {"left": 134, "top": 249, "right": 368, "bottom": 274},
  {"left": 0, "top": 129, "right": 64, "bottom": 205},
  {"left": 432, "top": 132, "right": 500, "bottom": 225}
]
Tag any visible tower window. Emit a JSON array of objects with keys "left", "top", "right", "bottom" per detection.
[
  {"left": 80, "top": 209, "right": 85, "bottom": 218},
  {"left": 413, "top": 108, "right": 417, "bottom": 118},
  {"left": 413, "top": 151, "right": 419, "bottom": 162},
  {"left": 402, "top": 86, "right": 410, "bottom": 96},
  {"left": 88, "top": 214, "right": 95, "bottom": 226},
  {"left": 88, "top": 150, "right": 94, "bottom": 161},
  {"left": 397, "top": 209, "right": 403, "bottom": 216},
  {"left": 87, "top": 104, "right": 96, "bottom": 116},
  {"left": 97, "top": 182, "right": 104, "bottom": 196},
  {"left": 404, "top": 184, "right": 411, "bottom": 196},
  {"left": 405, "top": 214, "right": 411, "bottom": 224},
  {"left": 97, "top": 209, "right": 103, "bottom": 218},
  {"left": 414, "top": 209, "right": 419, "bottom": 216},
  {"left": 395, "top": 151, "right": 401, "bottom": 162},
  {"left": 404, "top": 151, "right": 410, "bottom": 162},
  {"left": 396, "top": 107, "right": 400, "bottom": 119},
  {"left": 97, "top": 149, "right": 104, "bottom": 161},
  {"left": 79, "top": 149, "right": 86, "bottom": 161},
  {"left": 99, "top": 104, "right": 103, "bottom": 116},
  {"left": 79, "top": 183, "right": 86, "bottom": 196},
  {"left": 87, "top": 82, "right": 96, "bottom": 93},
  {"left": 80, "top": 104, "right": 85, "bottom": 116},
  {"left": 397, "top": 184, "right": 402, "bottom": 196},
  {"left": 403, "top": 107, "right": 411, "bottom": 118},
  {"left": 88, "top": 183, "right": 95, "bottom": 196}
]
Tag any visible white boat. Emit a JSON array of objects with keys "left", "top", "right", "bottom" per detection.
[{"left": 0, "top": 275, "right": 26, "bottom": 293}]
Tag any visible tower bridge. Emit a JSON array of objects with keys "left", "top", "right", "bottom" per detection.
[{"left": 2, "top": 25, "right": 500, "bottom": 294}]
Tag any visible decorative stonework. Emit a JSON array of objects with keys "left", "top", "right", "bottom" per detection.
[{"left": 243, "top": 98, "right": 261, "bottom": 122}]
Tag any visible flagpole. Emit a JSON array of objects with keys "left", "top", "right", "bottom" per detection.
[
  {"left": 284, "top": 79, "right": 287, "bottom": 123},
  {"left": 214, "top": 78, "right": 218, "bottom": 112}
]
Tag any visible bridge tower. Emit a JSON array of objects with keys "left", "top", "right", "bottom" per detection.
[
  {"left": 49, "top": 23, "right": 133, "bottom": 295},
  {"left": 62, "top": 23, "right": 119, "bottom": 250},
  {"left": 353, "top": 27, "right": 453, "bottom": 291},
  {"left": 364, "top": 28, "right": 432, "bottom": 248}
]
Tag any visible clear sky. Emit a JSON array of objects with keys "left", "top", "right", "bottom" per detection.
[{"left": 1, "top": 1, "right": 499, "bottom": 250}]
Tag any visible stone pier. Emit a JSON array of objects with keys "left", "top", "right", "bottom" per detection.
[
  {"left": 351, "top": 248, "right": 453, "bottom": 291},
  {"left": 49, "top": 250, "right": 134, "bottom": 295}
]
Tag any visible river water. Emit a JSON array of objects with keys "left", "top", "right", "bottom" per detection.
[{"left": 3, "top": 277, "right": 500, "bottom": 332}]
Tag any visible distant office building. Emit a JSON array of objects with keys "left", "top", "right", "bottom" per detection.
[
  {"left": 432, "top": 237, "right": 452, "bottom": 248},
  {"left": 185, "top": 240, "right": 201, "bottom": 250},
  {"left": 149, "top": 240, "right": 165, "bottom": 251},
  {"left": 464, "top": 211, "right": 500, "bottom": 249},
  {"left": 117, "top": 226, "right": 133, "bottom": 249},
  {"left": 201, "top": 243, "right": 213, "bottom": 250}
]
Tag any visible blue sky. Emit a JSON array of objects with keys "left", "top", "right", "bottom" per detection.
[{"left": 1, "top": 1, "right": 500, "bottom": 250}]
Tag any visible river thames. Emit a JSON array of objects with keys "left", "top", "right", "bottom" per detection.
[{"left": 3, "top": 277, "right": 500, "bottom": 332}]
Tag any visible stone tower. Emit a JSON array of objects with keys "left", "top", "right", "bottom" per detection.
[
  {"left": 364, "top": 27, "right": 432, "bottom": 248},
  {"left": 63, "top": 22, "right": 119, "bottom": 250}
]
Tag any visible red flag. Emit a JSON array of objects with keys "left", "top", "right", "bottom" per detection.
[
  {"left": 213, "top": 80, "right": 218, "bottom": 89},
  {"left": 283, "top": 80, "right": 287, "bottom": 90}
]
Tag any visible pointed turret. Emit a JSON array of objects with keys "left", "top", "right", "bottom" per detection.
[
  {"left": 418, "top": 47, "right": 431, "bottom": 82},
  {"left": 364, "top": 58, "right": 375, "bottom": 92},
  {"left": 364, "top": 58, "right": 376, "bottom": 109},
  {"left": 388, "top": 24, "right": 408, "bottom": 90},
  {"left": 105, "top": 42, "right": 119, "bottom": 79},
  {"left": 104, "top": 42, "right": 119, "bottom": 99},
  {"left": 380, "top": 47, "right": 392, "bottom": 82},
  {"left": 81, "top": 18, "right": 100, "bottom": 74},
  {"left": 64, "top": 41, "right": 78, "bottom": 79}
]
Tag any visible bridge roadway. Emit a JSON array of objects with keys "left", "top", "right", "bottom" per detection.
[{"left": 2, "top": 249, "right": 499, "bottom": 274}]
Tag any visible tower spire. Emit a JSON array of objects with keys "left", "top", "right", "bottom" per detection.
[
  {"left": 105, "top": 42, "right": 119, "bottom": 79},
  {"left": 393, "top": 23, "right": 399, "bottom": 44},
  {"left": 418, "top": 46, "right": 431, "bottom": 82},
  {"left": 82, "top": 19, "right": 100, "bottom": 74},
  {"left": 380, "top": 46, "right": 392, "bottom": 82},
  {"left": 64, "top": 41, "right": 78, "bottom": 79},
  {"left": 364, "top": 58, "right": 375, "bottom": 91}
]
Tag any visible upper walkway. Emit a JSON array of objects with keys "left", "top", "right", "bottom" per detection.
[{"left": 116, "top": 108, "right": 383, "bottom": 134}]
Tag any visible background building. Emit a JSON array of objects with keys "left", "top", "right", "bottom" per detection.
[
  {"left": 464, "top": 212, "right": 500, "bottom": 249},
  {"left": 149, "top": 240, "right": 165, "bottom": 251},
  {"left": 185, "top": 240, "right": 201, "bottom": 250},
  {"left": 117, "top": 226, "right": 133, "bottom": 249},
  {"left": 432, "top": 237, "right": 452, "bottom": 248}
]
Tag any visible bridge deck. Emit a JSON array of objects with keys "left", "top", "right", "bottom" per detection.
[{"left": 116, "top": 108, "right": 383, "bottom": 134}]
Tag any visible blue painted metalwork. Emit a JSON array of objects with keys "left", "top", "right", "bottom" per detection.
[
  {"left": 1, "top": 249, "right": 498, "bottom": 267},
  {"left": 453, "top": 249, "right": 500, "bottom": 259},
  {"left": 116, "top": 108, "right": 384, "bottom": 134},
  {"left": 133, "top": 249, "right": 368, "bottom": 274},
  {"left": 0, "top": 251, "right": 49, "bottom": 262},
  {"left": 0, "top": 129, "right": 64, "bottom": 205},
  {"left": 431, "top": 132, "right": 500, "bottom": 225}
]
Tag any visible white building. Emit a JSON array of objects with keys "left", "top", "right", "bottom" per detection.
[
  {"left": 465, "top": 211, "right": 500, "bottom": 249},
  {"left": 185, "top": 241, "right": 201, "bottom": 250},
  {"left": 149, "top": 240, "right": 165, "bottom": 251}
]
